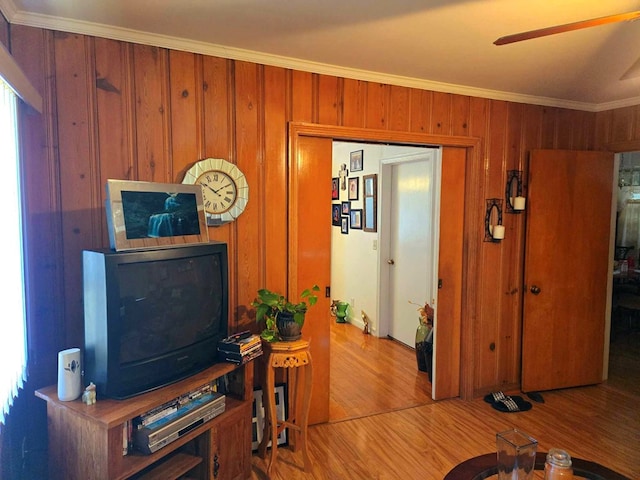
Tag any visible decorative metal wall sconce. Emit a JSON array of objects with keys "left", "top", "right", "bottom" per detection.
[
  {"left": 505, "top": 170, "right": 526, "bottom": 213},
  {"left": 484, "top": 198, "right": 504, "bottom": 242}
]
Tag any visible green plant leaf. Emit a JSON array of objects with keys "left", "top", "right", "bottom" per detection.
[
  {"left": 253, "top": 284, "right": 319, "bottom": 332},
  {"left": 260, "top": 329, "right": 277, "bottom": 342},
  {"left": 293, "top": 311, "right": 306, "bottom": 327},
  {"left": 255, "top": 303, "right": 270, "bottom": 323}
]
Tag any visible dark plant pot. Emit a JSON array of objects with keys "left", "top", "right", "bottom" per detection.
[
  {"left": 276, "top": 311, "right": 302, "bottom": 341},
  {"left": 415, "top": 323, "right": 429, "bottom": 372}
]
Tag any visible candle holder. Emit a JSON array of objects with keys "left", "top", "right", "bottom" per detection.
[
  {"left": 505, "top": 170, "right": 526, "bottom": 213},
  {"left": 484, "top": 198, "right": 504, "bottom": 242}
]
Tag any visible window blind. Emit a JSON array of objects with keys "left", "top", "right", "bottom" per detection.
[{"left": 0, "top": 76, "right": 28, "bottom": 426}]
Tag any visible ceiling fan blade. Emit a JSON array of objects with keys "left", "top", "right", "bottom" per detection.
[
  {"left": 494, "top": 11, "right": 640, "bottom": 45},
  {"left": 620, "top": 57, "right": 640, "bottom": 80}
]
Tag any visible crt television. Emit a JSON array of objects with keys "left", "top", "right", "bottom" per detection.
[{"left": 83, "top": 242, "right": 229, "bottom": 399}]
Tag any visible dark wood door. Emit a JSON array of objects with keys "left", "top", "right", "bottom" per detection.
[{"left": 521, "top": 149, "right": 614, "bottom": 392}]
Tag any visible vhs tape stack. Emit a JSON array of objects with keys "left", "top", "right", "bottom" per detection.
[
  {"left": 218, "top": 331, "right": 263, "bottom": 365},
  {"left": 131, "top": 381, "right": 225, "bottom": 454}
]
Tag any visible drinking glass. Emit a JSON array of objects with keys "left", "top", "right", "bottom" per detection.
[{"left": 496, "top": 428, "right": 538, "bottom": 480}]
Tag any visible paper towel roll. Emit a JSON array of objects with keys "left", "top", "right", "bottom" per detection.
[{"left": 58, "top": 348, "right": 82, "bottom": 401}]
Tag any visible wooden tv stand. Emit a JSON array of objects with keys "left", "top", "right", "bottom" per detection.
[{"left": 35, "top": 361, "right": 254, "bottom": 480}]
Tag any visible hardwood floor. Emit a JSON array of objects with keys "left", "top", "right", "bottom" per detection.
[
  {"left": 607, "top": 330, "right": 640, "bottom": 397},
  {"left": 329, "top": 322, "right": 433, "bottom": 422},
  {"left": 251, "top": 323, "right": 640, "bottom": 479}
]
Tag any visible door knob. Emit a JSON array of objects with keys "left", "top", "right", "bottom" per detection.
[
  {"left": 387, "top": 259, "right": 395, "bottom": 265},
  {"left": 530, "top": 285, "right": 541, "bottom": 295}
]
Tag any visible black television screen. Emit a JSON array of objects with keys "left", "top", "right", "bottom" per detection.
[
  {"left": 117, "top": 252, "right": 225, "bottom": 365},
  {"left": 83, "top": 242, "right": 229, "bottom": 399}
]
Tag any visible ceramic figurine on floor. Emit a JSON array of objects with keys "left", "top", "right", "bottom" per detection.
[
  {"left": 330, "top": 300, "right": 339, "bottom": 317},
  {"left": 361, "top": 310, "right": 370, "bottom": 334},
  {"left": 411, "top": 301, "right": 434, "bottom": 373}
]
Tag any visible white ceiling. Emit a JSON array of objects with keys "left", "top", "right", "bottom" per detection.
[{"left": 2, "top": 0, "right": 640, "bottom": 111}]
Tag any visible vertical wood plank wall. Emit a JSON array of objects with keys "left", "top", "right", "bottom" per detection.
[{"left": 8, "top": 24, "right": 640, "bottom": 398}]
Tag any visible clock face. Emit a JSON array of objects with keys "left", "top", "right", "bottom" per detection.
[
  {"left": 182, "top": 158, "right": 249, "bottom": 226},
  {"left": 197, "top": 170, "right": 237, "bottom": 214}
]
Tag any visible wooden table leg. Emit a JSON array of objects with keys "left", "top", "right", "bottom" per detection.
[
  {"left": 258, "top": 340, "right": 313, "bottom": 475},
  {"left": 288, "top": 366, "right": 299, "bottom": 451},
  {"left": 258, "top": 352, "right": 278, "bottom": 476},
  {"left": 300, "top": 358, "right": 312, "bottom": 472}
]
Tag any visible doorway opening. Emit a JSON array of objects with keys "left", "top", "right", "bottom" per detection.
[
  {"left": 290, "top": 122, "right": 479, "bottom": 424},
  {"left": 329, "top": 141, "right": 440, "bottom": 422},
  {"left": 608, "top": 150, "right": 640, "bottom": 397}
]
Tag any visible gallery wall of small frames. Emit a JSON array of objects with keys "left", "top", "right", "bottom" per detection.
[{"left": 332, "top": 150, "right": 376, "bottom": 234}]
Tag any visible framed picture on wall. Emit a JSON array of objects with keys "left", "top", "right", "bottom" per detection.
[
  {"left": 350, "top": 150, "right": 363, "bottom": 172},
  {"left": 350, "top": 209, "right": 362, "bottom": 229},
  {"left": 341, "top": 201, "right": 350, "bottom": 215},
  {"left": 363, "top": 174, "right": 377, "bottom": 232},
  {"left": 341, "top": 217, "right": 349, "bottom": 234},
  {"left": 332, "top": 177, "right": 339, "bottom": 200},
  {"left": 332, "top": 204, "right": 341, "bottom": 226},
  {"left": 252, "top": 384, "right": 288, "bottom": 451},
  {"left": 348, "top": 177, "right": 359, "bottom": 201}
]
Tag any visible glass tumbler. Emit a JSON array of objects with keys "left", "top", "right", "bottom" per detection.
[{"left": 496, "top": 428, "right": 538, "bottom": 480}]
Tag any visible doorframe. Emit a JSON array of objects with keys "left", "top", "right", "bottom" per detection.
[
  {"left": 288, "top": 122, "right": 482, "bottom": 399},
  {"left": 604, "top": 139, "right": 640, "bottom": 379},
  {"left": 378, "top": 149, "right": 442, "bottom": 340}
]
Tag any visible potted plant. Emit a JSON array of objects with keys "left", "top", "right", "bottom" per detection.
[{"left": 252, "top": 285, "right": 320, "bottom": 341}]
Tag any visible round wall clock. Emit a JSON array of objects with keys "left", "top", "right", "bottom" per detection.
[{"left": 182, "top": 158, "right": 249, "bottom": 226}]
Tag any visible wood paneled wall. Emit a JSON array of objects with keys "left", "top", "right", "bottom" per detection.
[{"left": 8, "top": 24, "right": 640, "bottom": 398}]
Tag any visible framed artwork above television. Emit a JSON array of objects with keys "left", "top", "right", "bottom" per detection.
[{"left": 106, "top": 179, "right": 209, "bottom": 251}]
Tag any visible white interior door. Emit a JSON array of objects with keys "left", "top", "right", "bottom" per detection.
[{"left": 387, "top": 158, "right": 439, "bottom": 347}]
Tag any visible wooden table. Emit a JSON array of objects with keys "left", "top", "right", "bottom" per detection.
[
  {"left": 443, "top": 452, "right": 630, "bottom": 479},
  {"left": 258, "top": 339, "right": 313, "bottom": 476}
]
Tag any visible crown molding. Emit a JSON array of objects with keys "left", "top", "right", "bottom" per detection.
[
  {"left": 0, "top": 0, "right": 18, "bottom": 22},
  {"left": 592, "top": 96, "right": 640, "bottom": 113},
  {"left": 2, "top": 5, "right": 638, "bottom": 113}
]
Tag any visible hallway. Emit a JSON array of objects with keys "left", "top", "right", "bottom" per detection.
[{"left": 329, "top": 321, "right": 433, "bottom": 422}]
